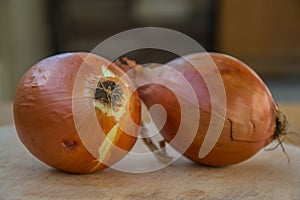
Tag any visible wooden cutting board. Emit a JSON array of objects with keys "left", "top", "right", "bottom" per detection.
[{"left": 0, "top": 104, "right": 299, "bottom": 200}]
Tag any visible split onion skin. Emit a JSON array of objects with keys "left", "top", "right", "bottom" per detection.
[
  {"left": 116, "top": 53, "right": 285, "bottom": 166},
  {"left": 14, "top": 52, "right": 141, "bottom": 173}
]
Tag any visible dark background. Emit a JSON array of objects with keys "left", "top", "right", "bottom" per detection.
[{"left": 0, "top": 0, "right": 299, "bottom": 102}]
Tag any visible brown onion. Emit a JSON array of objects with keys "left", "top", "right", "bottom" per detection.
[
  {"left": 115, "top": 53, "right": 288, "bottom": 166},
  {"left": 14, "top": 52, "right": 141, "bottom": 173}
]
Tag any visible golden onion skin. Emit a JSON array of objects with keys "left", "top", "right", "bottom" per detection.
[
  {"left": 14, "top": 52, "right": 141, "bottom": 173},
  {"left": 117, "top": 53, "right": 278, "bottom": 166}
]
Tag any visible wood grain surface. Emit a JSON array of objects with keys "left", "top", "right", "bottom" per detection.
[{"left": 0, "top": 104, "right": 299, "bottom": 200}]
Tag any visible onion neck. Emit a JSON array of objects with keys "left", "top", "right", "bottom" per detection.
[
  {"left": 114, "top": 58, "right": 140, "bottom": 74},
  {"left": 114, "top": 57, "right": 163, "bottom": 78}
]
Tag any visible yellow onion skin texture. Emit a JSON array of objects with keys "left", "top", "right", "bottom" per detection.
[
  {"left": 117, "top": 53, "right": 280, "bottom": 166},
  {"left": 14, "top": 52, "right": 141, "bottom": 173}
]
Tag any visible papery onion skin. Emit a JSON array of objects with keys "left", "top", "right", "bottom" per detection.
[
  {"left": 14, "top": 52, "right": 141, "bottom": 173},
  {"left": 116, "top": 53, "right": 284, "bottom": 166}
]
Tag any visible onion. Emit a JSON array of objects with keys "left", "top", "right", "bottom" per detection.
[
  {"left": 115, "top": 53, "right": 288, "bottom": 166},
  {"left": 14, "top": 52, "right": 141, "bottom": 173}
]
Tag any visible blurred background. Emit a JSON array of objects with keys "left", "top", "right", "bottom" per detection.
[{"left": 0, "top": 0, "right": 299, "bottom": 103}]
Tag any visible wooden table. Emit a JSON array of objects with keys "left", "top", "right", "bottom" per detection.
[{"left": 0, "top": 103, "right": 299, "bottom": 200}]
